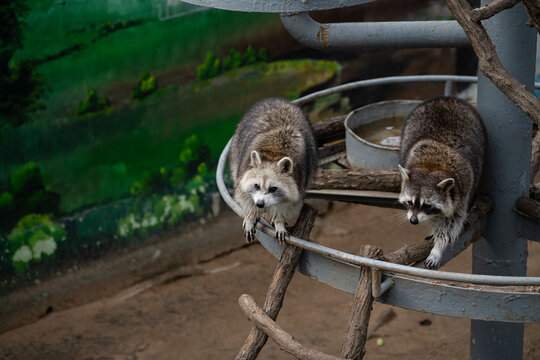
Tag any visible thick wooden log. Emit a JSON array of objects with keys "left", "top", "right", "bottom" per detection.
[
  {"left": 313, "top": 115, "right": 346, "bottom": 144},
  {"left": 445, "top": 0, "right": 540, "bottom": 126},
  {"left": 531, "top": 183, "right": 540, "bottom": 201},
  {"left": 469, "top": 0, "right": 520, "bottom": 22},
  {"left": 236, "top": 205, "right": 318, "bottom": 360},
  {"left": 515, "top": 196, "right": 540, "bottom": 223},
  {"left": 238, "top": 294, "right": 346, "bottom": 360},
  {"left": 531, "top": 130, "right": 540, "bottom": 183},
  {"left": 340, "top": 245, "right": 383, "bottom": 360},
  {"left": 384, "top": 242, "right": 433, "bottom": 266},
  {"left": 310, "top": 169, "right": 400, "bottom": 192}
]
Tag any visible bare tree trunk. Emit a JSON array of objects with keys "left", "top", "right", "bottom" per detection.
[{"left": 445, "top": 0, "right": 540, "bottom": 126}]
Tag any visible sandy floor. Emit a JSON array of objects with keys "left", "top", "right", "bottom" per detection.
[{"left": 1, "top": 202, "right": 539, "bottom": 360}]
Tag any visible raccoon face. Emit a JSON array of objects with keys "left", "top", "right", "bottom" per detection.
[
  {"left": 398, "top": 165, "right": 455, "bottom": 224},
  {"left": 238, "top": 151, "right": 301, "bottom": 209}
]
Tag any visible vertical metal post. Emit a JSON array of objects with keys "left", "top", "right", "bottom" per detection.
[{"left": 472, "top": 1, "right": 536, "bottom": 359}]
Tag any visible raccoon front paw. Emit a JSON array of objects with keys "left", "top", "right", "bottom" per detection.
[
  {"left": 242, "top": 219, "right": 257, "bottom": 243},
  {"left": 274, "top": 222, "right": 289, "bottom": 245},
  {"left": 275, "top": 230, "right": 290, "bottom": 245},
  {"left": 424, "top": 252, "right": 441, "bottom": 270}
]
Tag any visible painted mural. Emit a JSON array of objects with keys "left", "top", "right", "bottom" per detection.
[{"left": 0, "top": 0, "right": 341, "bottom": 288}]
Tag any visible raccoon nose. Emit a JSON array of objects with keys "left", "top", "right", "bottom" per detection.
[
  {"left": 410, "top": 216, "right": 419, "bottom": 225},
  {"left": 256, "top": 200, "right": 265, "bottom": 208}
]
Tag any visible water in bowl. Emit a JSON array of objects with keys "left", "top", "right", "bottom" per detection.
[{"left": 353, "top": 115, "right": 406, "bottom": 148}]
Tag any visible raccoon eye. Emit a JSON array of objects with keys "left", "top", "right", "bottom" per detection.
[
  {"left": 405, "top": 201, "right": 413, "bottom": 209},
  {"left": 254, "top": 184, "right": 260, "bottom": 190},
  {"left": 424, "top": 205, "right": 441, "bottom": 214},
  {"left": 269, "top": 186, "right": 278, "bottom": 193}
]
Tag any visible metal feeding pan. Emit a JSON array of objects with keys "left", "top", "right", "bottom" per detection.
[{"left": 344, "top": 100, "right": 421, "bottom": 169}]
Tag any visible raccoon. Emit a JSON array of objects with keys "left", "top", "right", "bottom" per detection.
[
  {"left": 229, "top": 98, "right": 318, "bottom": 244},
  {"left": 398, "top": 96, "right": 487, "bottom": 269}
]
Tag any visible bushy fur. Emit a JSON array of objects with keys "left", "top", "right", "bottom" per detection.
[
  {"left": 398, "top": 97, "right": 487, "bottom": 269},
  {"left": 229, "top": 98, "right": 318, "bottom": 243}
]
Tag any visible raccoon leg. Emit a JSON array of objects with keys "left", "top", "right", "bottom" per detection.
[
  {"left": 238, "top": 198, "right": 259, "bottom": 243},
  {"left": 425, "top": 216, "right": 465, "bottom": 269},
  {"left": 424, "top": 233, "right": 449, "bottom": 270}
]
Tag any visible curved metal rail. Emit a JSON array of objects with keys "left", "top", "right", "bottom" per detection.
[{"left": 216, "top": 75, "right": 540, "bottom": 322}]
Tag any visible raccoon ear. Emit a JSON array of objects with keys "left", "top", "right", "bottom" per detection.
[
  {"left": 250, "top": 150, "right": 262, "bottom": 167},
  {"left": 277, "top": 157, "right": 293, "bottom": 174},
  {"left": 437, "top": 178, "right": 455, "bottom": 192},
  {"left": 398, "top": 165, "right": 409, "bottom": 183}
]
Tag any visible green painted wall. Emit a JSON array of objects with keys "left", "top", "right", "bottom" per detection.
[{"left": 0, "top": 0, "right": 340, "bottom": 287}]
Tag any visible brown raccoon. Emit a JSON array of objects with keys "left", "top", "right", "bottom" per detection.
[
  {"left": 229, "top": 98, "right": 318, "bottom": 243},
  {"left": 398, "top": 96, "right": 487, "bottom": 269}
]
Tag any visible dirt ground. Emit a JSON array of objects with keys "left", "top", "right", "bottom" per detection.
[{"left": 1, "top": 201, "right": 540, "bottom": 360}]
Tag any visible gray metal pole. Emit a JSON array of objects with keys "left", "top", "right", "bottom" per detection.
[{"left": 472, "top": 1, "right": 536, "bottom": 359}]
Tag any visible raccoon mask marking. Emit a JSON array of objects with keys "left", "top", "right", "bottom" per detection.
[
  {"left": 399, "top": 165, "right": 455, "bottom": 224},
  {"left": 239, "top": 150, "right": 301, "bottom": 211}
]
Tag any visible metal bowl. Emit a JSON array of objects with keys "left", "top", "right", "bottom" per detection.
[{"left": 344, "top": 100, "right": 421, "bottom": 169}]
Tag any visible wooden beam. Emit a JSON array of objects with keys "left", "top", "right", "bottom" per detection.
[
  {"left": 236, "top": 205, "right": 318, "bottom": 360},
  {"left": 238, "top": 294, "right": 346, "bottom": 360}
]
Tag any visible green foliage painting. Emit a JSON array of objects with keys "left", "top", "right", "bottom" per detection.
[
  {"left": 197, "top": 45, "right": 270, "bottom": 81},
  {"left": 8, "top": 214, "right": 66, "bottom": 273},
  {"left": 0, "top": 0, "right": 44, "bottom": 128},
  {"left": 77, "top": 88, "right": 111, "bottom": 115},
  {"left": 132, "top": 72, "right": 159, "bottom": 100},
  {"left": 0, "top": 0, "right": 341, "bottom": 287}
]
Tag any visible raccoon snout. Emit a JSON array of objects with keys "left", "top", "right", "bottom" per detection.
[
  {"left": 256, "top": 200, "right": 265, "bottom": 208},
  {"left": 410, "top": 216, "right": 419, "bottom": 225}
]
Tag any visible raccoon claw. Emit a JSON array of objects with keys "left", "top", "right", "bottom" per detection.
[
  {"left": 243, "top": 219, "right": 257, "bottom": 243},
  {"left": 275, "top": 230, "right": 290, "bottom": 245},
  {"left": 244, "top": 228, "right": 256, "bottom": 243},
  {"left": 424, "top": 254, "right": 441, "bottom": 270}
]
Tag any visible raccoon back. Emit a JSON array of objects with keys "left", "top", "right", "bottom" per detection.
[
  {"left": 229, "top": 98, "right": 318, "bottom": 192},
  {"left": 399, "top": 97, "right": 487, "bottom": 189}
]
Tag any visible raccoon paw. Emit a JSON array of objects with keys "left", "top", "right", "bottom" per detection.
[
  {"left": 244, "top": 228, "right": 256, "bottom": 243},
  {"left": 275, "top": 230, "right": 290, "bottom": 245},
  {"left": 424, "top": 252, "right": 441, "bottom": 270},
  {"left": 243, "top": 220, "right": 257, "bottom": 243}
]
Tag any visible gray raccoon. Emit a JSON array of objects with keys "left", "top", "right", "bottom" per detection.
[
  {"left": 398, "top": 96, "right": 487, "bottom": 269},
  {"left": 229, "top": 98, "right": 318, "bottom": 243}
]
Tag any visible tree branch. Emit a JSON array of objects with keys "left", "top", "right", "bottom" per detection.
[
  {"left": 469, "top": 0, "right": 520, "bottom": 22},
  {"left": 523, "top": 0, "right": 540, "bottom": 33},
  {"left": 340, "top": 245, "right": 383, "bottom": 360},
  {"left": 238, "top": 294, "right": 346, "bottom": 360},
  {"left": 531, "top": 130, "right": 540, "bottom": 183},
  {"left": 445, "top": 0, "right": 540, "bottom": 126},
  {"left": 515, "top": 196, "right": 540, "bottom": 223},
  {"left": 236, "top": 205, "right": 318, "bottom": 360}
]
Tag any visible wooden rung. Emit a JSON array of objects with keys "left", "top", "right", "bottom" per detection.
[
  {"left": 236, "top": 204, "right": 318, "bottom": 360},
  {"left": 238, "top": 294, "right": 346, "bottom": 360}
]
